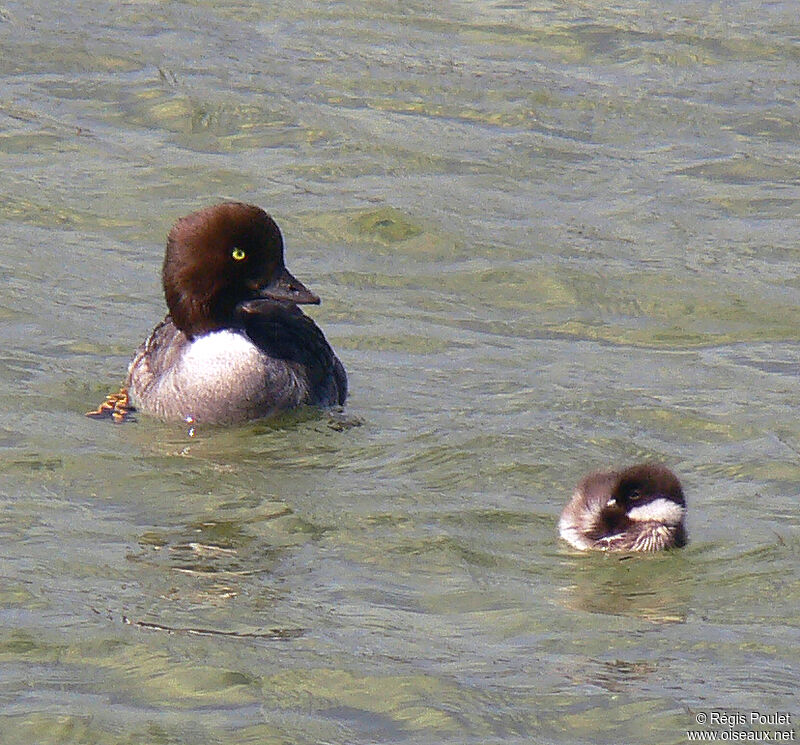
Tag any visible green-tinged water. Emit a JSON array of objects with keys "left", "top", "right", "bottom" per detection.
[{"left": 1, "top": 1, "right": 798, "bottom": 743}]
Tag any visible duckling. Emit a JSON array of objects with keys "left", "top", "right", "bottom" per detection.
[{"left": 558, "top": 463, "right": 687, "bottom": 552}]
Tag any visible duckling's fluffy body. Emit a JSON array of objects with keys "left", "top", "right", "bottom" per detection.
[{"left": 558, "top": 463, "right": 687, "bottom": 552}]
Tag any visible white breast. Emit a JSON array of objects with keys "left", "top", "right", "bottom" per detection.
[
  {"left": 181, "top": 329, "right": 263, "bottom": 380},
  {"left": 176, "top": 329, "right": 308, "bottom": 419}
]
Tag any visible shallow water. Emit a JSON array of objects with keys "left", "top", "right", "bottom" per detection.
[{"left": 1, "top": 1, "right": 799, "bottom": 743}]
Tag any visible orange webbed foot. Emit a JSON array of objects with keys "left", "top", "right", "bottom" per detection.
[{"left": 85, "top": 386, "right": 137, "bottom": 423}]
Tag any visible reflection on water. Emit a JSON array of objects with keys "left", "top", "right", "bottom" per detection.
[
  {"left": 1, "top": 0, "right": 799, "bottom": 743},
  {"left": 558, "top": 551, "right": 691, "bottom": 624}
]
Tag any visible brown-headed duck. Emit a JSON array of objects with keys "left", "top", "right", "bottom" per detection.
[{"left": 90, "top": 202, "right": 346, "bottom": 424}]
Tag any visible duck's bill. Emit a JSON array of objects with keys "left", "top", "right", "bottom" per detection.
[{"left": 252, "top": 267, "right": 320, "bottom": 304}]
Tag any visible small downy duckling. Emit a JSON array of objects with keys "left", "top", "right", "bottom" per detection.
[
  {"left": 87, "top": 202, "right": 346, "bottom": 425},
  {"left": 558, "top": 463, "right": 687, "bottom": 552}
]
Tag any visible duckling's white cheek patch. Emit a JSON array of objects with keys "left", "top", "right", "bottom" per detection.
[{"left": 627, "top": 498, "right": 684, "bottom": 525}]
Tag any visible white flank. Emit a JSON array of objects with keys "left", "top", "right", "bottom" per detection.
[
  {"left": 557, "top": 489, "right": 601, "bottom": 550},
  {"left": 558, "top": 523, "right": 594, "bottom": 551}
]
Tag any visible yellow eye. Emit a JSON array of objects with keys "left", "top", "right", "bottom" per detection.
[{"left": 231, "top": 247, "right": 246, "bottom": 261}]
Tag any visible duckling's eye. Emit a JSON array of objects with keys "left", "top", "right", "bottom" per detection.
[
  {"left": 628, "top": 489, "right": 642, "bottom": 502},
  {"left": 231, "top": 247, "right": 246, "bottom": 261}
]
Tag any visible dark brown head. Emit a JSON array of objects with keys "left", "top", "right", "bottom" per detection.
[
  {"left": 162, "top": 203, "right": 320, "bottom": 338},
  {"left": 607, "top": 463, "right": 686, "bottom": 519}
]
